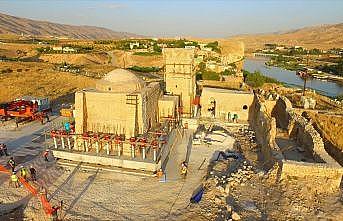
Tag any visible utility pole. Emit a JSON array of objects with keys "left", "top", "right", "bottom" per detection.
[{"left": 301, "top": 51, "right": 310, "bottom": 96}]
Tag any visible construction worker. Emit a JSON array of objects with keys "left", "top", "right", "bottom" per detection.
[
  {"left": 8, "top": 157, "right": 16, "bottom": 172},
  {"left": 10, "top": 172, "right": 19, "bottom": 188},
  {"left": 156, "top": 168, "right": 164, "bottom": 178},
  {"left": 2, "top": 143, "right": 9, "bottom": 156},
  {"left": 45, "top": 113, "right": 50, "bottom": 123},
  {"left": 64, "top": 122, "right": 71, "bottom": 133},
  {"left": 29, "top": 165, "right": 37, "bottom": 182},
  {"left": 180, "top": 161, "right": 188, "bottom": 178},
  {"left": 20, "top": 166, "right": 28, "bottom": 181},
  {"left": 43, "top": 149, "right": 49, "bottom": 162},
  {"left": 51, "top": 201, "right": 63, "bottom": 221},
  {"left": 0, "top": 143, "right": 4, "bottom": 157}
]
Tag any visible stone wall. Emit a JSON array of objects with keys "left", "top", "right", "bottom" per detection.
[
  {"left": 280, "top": 160, "right": 343, "bottom": 193},
  {"left": 287, "top": 108, "right": 340, "bottom": 166},
  {"left": 251, "top": 94, "right": 342, "bottom": 190},
  {"left": 201, "top": 87, "right": 254, "bottom": 122},
  {"left": 271, "top": 96, "right": 292, "bottom": 129},
  {"left": 250, "top": 95, "right": 279, "bottom": 167}
]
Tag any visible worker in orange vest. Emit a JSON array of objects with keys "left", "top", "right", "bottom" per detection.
[
  {"left": 43, "top": 150, "right": 49, "bottom": 162},
  {"left": 156, "top": 168, "right": 164, "bottom": 178}
]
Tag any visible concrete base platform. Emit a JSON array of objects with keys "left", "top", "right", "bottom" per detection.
[{"left": 52, "top": 150, "right": 160, "bottom": 172}]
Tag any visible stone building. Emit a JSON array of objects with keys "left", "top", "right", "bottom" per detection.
[
  {"left": 201, "top": 87, "right": 254, "bottom": 122},
  {"left": 75, "top": 69, "right": 162, "bottom": 138},
  {"left": 163, "top": 48, "right": 196, "bottom": 117}
]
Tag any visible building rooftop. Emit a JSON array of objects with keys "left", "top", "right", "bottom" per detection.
[
  {"left": 96, "top": 69, "right": 145, "bottom": 93},
  {"left": 202, "top": 87, "right": 253, "bottom": 95}
]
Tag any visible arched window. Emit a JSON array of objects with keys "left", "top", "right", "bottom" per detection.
[
  {"left": 243, "top": 105, "right": 248, "bottom": 110},
  {"left": 108, "top": 87, "right": 112, "bottom": 91}
]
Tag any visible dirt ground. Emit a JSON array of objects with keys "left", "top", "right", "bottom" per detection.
[
  {"left": 180, "top": 126, "right": 343, "bottom": 221},
  {"left": 0, "top": 61, "right": 95, "bottom": 103},
  {"left": 0, "top": 42, "right": 38, "bottom": 58},
  {"left": 0, "top": 118, "right": 231, "bottom": 220},
  {"left": 260, "top": 83, "right": 343, "bottom": 111},
  {"left": 39, "top": 52, "right": 110, "bottom": 65},
  {"left": 108, "top": 50, "right": 164, "bottom": 68}
]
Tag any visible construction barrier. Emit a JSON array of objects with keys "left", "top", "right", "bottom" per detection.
[{"left": 0, "top": 164, "right": 54, "bottom": 216}]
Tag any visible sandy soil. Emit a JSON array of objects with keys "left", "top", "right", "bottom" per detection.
[
  {"left": 0, "top": 61, "right": 95, "bottom": 103},
  {"left": 39, "top": 53, "right": 109, "bottom": 65},
  {"left": 108, "top": 50, "right": 164, "bottom": 68}
]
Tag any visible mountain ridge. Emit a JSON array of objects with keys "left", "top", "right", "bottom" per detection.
[{"left": 0, "top": 12, "right": 141, "bottom": 39}]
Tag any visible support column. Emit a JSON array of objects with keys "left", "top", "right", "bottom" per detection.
[
  {"left": 85, "top": 140, "right": 89, "bottom": 152},
  {"left": 61, "top": 137, "right": 65, "bottom": 149},
  {"left": 142, "top": 147, "right": 146, "bottom": 160},
  {"left": 118, "top": 144, "right": 121, "bottom": 157},
  {"left": 153, "top": 148, "right": 157, "bottom": 161},
  {"left": 106, "top": 142, "right": 110, "bottom": 155},
  {"left": 131, "top": 146, "right": 135, "bottom": 158},
  {"left": 53, "top": 137, "right": 58, "bottom": 149},
  {"left": 95, "top": 141, "right": 99, "bottom": 154}
]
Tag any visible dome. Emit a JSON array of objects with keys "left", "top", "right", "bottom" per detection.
[{"left": 96, "top": 69, "right": 145, "bottom": 93}]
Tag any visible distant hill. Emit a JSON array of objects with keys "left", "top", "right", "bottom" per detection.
[
  {"left": 0, "top": 12, "right": 141, "bottom": 39},
  {"left": 228, "top": 23, "right": 343, "bottom": 51}
]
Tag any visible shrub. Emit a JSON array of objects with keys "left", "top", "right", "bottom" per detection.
[
  {"left": 243, "top": 70, "right": 280, "bottom": 87},
  {"left": 128, "top": 66, "right": 161, "bottom": 73}
]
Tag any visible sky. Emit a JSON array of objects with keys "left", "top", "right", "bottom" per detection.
[{"left": 0, "top": 0, "right": 342, "bottom": 38}]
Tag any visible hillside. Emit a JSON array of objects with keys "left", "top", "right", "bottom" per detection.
[
  {"left": 228, "top": 23, "right": 343, "bottom": 52},
  {"left": 0, "top": 12, "right": 140, "bottom": 39}
]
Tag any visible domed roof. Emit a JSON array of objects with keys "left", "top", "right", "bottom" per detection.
[{"left": 96, "top": 69, "right": 145, "bottom": 93}]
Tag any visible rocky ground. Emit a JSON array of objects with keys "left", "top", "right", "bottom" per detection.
[
  {"left": 1, "top": 120, "right": 342, "bottom": 221},
  {"left": 180, "top": 126, "right": 343, "bottom": 221}
]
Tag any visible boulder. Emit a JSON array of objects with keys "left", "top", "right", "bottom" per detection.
[{"left": 232, "top": 212, "right": 241, "bottom": 220}]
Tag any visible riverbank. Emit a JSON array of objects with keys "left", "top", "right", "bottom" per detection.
[
  {"left": 244, "top": 58, "right": 343, "bottom": 98},
  {"left": 257, "top": 55, "right": 343, "bottom": 85}
]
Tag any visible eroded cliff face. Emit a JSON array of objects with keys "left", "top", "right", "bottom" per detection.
[{"left": 219, "top": 40, "right": 245, "bottom": 64}]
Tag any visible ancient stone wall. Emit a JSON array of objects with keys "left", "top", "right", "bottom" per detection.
[
  {"left": 280, "top": 160, "right": 343, "bottom": 193},
  {"left": 251, "top": 95, "right": 342, "bottom": 190},
  {"left": 271, "top": 96, "right": 292, "bottom": 129},
  {"left": 250, "top": 95, "right": 279, "bottom": 166}
]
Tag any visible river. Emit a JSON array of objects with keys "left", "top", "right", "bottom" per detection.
[{"left": 243, "top": 58, "right": 343, "bottom": 97}]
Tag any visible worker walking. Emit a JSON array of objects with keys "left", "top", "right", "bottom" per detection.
[
  {"left": 8, "top": 157, "right": 16, "bottom": 172},
  {"left": 43, "top": 150, "right": 49, "bottom": 162},
  {"left": 10, "top": 172, "right": 19, "bottom": 188},
  {"left": 2, "top": 143, "right": 9, "bottom": 156},
  {"left": 0, "top": 143, "right": 8, "bottom": 156},
  {"left": 51, "top": 201, "right": 63, "bottom": 221},
  {"left": 29, "top": 165, "right": 37, "bottom": 182},
  {"left": 180, "top": 161, "right": 188, "bottom": 178},
  {"left": 0, "top": 143, "right": 4, "bottom": 157},
  {"left": 20, "top": 166, "right": 28, "bottom": 181}
]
